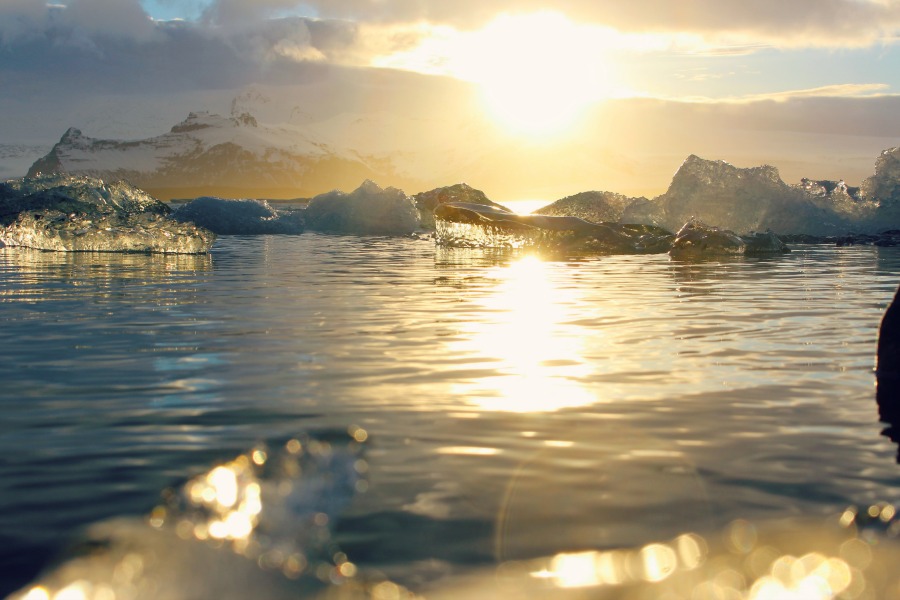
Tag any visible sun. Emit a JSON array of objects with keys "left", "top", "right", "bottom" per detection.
[{"left": 458, "top": 12, "right": 617, "bottom": 136}]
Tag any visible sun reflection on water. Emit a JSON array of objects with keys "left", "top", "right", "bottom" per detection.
[{"left": 450, "top": 255, "right": 596, "bottom": 412}]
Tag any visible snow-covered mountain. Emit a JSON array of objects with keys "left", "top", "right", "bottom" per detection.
[
  {"left": 22, "top": 84, "right": 509, "bottom": 200},
  {"left": 26, "top": 110, "right": 421, "bottom": 200}
]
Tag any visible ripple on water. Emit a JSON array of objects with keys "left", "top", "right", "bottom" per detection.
[{"left": 1, "top": 238, "right": 900, "bottom": 596}]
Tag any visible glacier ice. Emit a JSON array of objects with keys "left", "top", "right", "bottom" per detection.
[
  {"left": 303, "top": 179, "right": 419, "bottom": 235},
  {"left": 0, "top": 174, "right": 215, "bottom": 253},
  {"left": 172, "top": 197, "right": 304, "bottom": 235}
]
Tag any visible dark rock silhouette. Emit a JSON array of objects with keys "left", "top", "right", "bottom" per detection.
[{"left": 877, "top": 284, "right": 900, "bottom": 428}]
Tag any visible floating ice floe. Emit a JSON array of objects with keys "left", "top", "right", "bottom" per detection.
[
  {"left": 434, "top": 202, "right": 791, "bottom": 257},
  {"left": 433, "top": 202, "right": 675, "bottom": 253},
  {"left": 0, "top": 174, "right": 215, "bottom": 253},
  {"left": 669, "top": 220, "right": 790, "bottom": 258},
  {"left": 172, "top": 197, "right": 304, "bottom": 235}
]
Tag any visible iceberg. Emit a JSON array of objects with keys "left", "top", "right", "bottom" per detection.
[
  {"left": 656, "top": 155, "right": 854, "bottom": 236},
  {"left": 535, "top": 151, "right": 900, "bottom": 238},
  {"left": 0, "top": 175, "right": 215, "bottom": 253},
  {"left": 861, "top": 146, "right": 900, "bottom": 228},
  {"left": 303, "top": 180, "right": 419, "bottom": 235},
  {"left": 172, "top": 197, "right": 304, "bottom": 235}
]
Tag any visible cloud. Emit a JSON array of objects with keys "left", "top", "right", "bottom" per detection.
[
  {"left": 295, "top": 0, "right": 900, "bottom": 48},
  {"left": 0, "top": 2, "right": 362, "bottom": 96},
  {"left": 674, "top": 83, "right": 894, "bottom": 104}
]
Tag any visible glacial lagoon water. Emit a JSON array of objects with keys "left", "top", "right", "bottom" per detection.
[{"left": 2, "top": 234, "right": 900, "bottom": 597}]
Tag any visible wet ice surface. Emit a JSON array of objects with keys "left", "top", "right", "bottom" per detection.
[{"left": 2, "top": 235, "right": 900, "bottom": 597}]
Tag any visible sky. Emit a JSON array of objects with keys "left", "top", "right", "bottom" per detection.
[{"left": 2, "top": 0, "right": 900, "bottom": 198}]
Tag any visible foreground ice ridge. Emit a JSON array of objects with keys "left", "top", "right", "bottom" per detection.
[
  {"left": 0, "top": 174, "right": 215, "bottom": 253},
  {"left": 11, "top": 432, "right": 900, "bottom": 599},
  {"left": 434, "top": 203, "right": 789, "bottom": 256},
  {"left": 9, "top": 431, "right": 378, "bottom": 600}
]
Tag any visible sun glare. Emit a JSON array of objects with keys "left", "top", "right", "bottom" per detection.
[
  {"left": 457, "top": 12, "right": 617, "bottom": 136},
  {"left": 372, "top": 11, "right": 622, "bottom": 137}
]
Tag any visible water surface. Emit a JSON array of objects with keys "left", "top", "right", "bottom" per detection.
[{"left": 1, "top": 235, "right": 899, "bottom": 595}]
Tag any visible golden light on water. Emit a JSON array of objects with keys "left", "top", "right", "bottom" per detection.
[
  {"left": 534, "top": 532, "right": 708, "bottom": 589},
  {"left": 182, "top": 457, "right": 263, "bottom": 542},
  {"left": 524, "top": 525, "right": 861, "bottom": 600},
  {"left": 747, "top": 553, "right": 853, "bottom": 600},
  {"left": 449, "top": 255, "right": 596, "bottom": 412}
]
